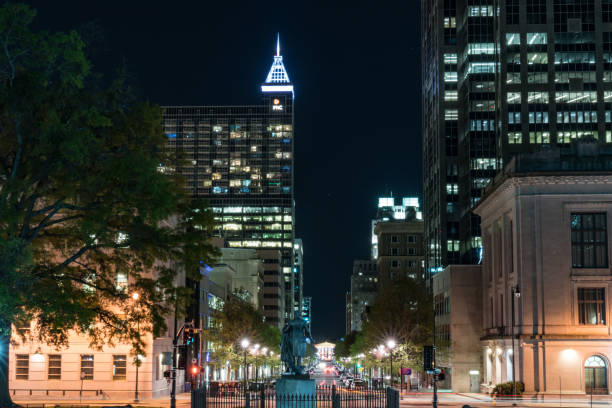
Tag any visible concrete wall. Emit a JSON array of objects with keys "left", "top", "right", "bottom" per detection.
[{"left": 434, "top": 265, "right": 482, "bottom": 392}]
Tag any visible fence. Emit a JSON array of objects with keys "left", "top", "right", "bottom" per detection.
[{"left": 192, "top": 384, "right": 398, "bottom": 408}]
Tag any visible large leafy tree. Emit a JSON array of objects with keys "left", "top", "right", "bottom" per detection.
[
  {"left": 350, "top": 276, "right": 434, "bottom": 376},
  {"left": 205, "top": 294, "right": 281, "bottom": 379},
  {"left": 0, "top": 4, "right": 217, "bottom": 405}
]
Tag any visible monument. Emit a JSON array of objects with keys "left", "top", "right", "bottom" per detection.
[{"left": 277, "top": 317, "right": 315, "bottom": 407}]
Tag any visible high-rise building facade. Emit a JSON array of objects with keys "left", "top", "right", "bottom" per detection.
[
  {"left": 375, "top": 212, "right": 425, "bottom": 282},
  {"left": 301, "top": 296, "right": 312, "bottom": 331},
  {"left": 371, "top": 197, "right": 422, "bottom": 260},
  {"left": 422, "top": 0, "right": 612, "bottom": 279},
  {"left": 292, "top": 239, "right": 304, "bottom": 320},
  {"left": 162, "top": 38, "right": 297, "bottom": 321},
  {"left": 348, "top": 260, "right": 378, "bottom": 334}
]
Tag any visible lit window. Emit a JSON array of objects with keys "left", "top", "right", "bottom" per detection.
[
  {"left": 529, "top": 132, "right": 550, "bottom": 144},
  {"left": 444, "top": 72, "right": 458, "bottom": 82},
  {"left": 48, "top": 355, "right": 61, "bottom": 380},
  {"left": 578, "top": 288, "right": 606, "bottom": 325},
  {"left": 444, "top": 53, "right": 457, "bottom": 64},
  {"left": 507, "top": 92, "right": 521, "bottom": 104},
  {"left": 16, "top": 354, "right": 29, "bottom": 380},
  {"left": 81, "top": 355, "right": 94, "bottom": 380},
  {"left": 571, "top": 213, "right": 608, "bottom": 268},
  {"left": 113, "top": 355, "right": 127, "bottom": 380},
  {"left": 506, "top": 33, "right": 520, "bottom": 46},
  {"left": 115, "top": 272, "right": 128, "bottom": 293},
  {"left": 526, "top": 33, "right": 547, "bottom": 45},
  {"left": 508, "top": 132, "right": 523, "bottom": 144},
  {"left": 445, "top": 91, "right": 458, "bottom": 101},
  {"left": 445, "top": 110, "right": 458, "bottom": 121}
]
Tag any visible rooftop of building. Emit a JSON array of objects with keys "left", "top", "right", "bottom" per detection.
[{"left": 479, "top": 139, "right": 612, "bottom": 207}]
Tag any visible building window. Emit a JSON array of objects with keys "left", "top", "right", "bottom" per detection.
[
  {"left": 391, "top": 235, "right": 399, "bottom": 243},
  {"left": 571, "top": 213, "right": 608, "bottom": 268},
  {"left": 112, "top": 355, "right": 127, "bottom": 380},
  {"left": 16, "top": 354, "right": 28, "bottom": 380},
  {"left": 391, "top": 248, "right": 399, "bottom": 256},
  {"left": 408, "top": 248, "right": 417, "bottom": 256},
  {"left": 578, "top": 288, "right": 606, "bottom": 325},
  {"left": 48, "top": 355, "right": 61, "bottom": 380},
  {"left": 391, "top": 260, "right": 399, "bottom": 268},
  {"left": 81, "top": 355, "right": 94, "bottom": 380},
  {"left": 408, "top": 235, "right": 416, "bottom": 243}
]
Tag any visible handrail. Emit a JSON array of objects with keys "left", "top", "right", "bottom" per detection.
[{"left": 10, "top": 388, "right": 104, "bottom": 396}]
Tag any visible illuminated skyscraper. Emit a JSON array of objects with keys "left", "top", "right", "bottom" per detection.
[
  {"left": 422, "top": 0, "right": 612, "bottom": 279},
  {"left": 162, "top": 36, "right": 296, "bottom": 324}
]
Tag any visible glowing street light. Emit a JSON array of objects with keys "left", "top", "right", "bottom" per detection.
[{"left": 241, "top": 338, "right": 250, "bottom": 392}]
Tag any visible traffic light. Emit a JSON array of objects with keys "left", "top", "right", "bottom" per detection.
[
  {"left": 183, "top": 326, "right": 194, "bottom": 345},
  {"left": 423, "top": 345, "right": 434, "bottom": 372},
  {"left": 190, "top": 365, "right": 201, "bottom": 376},
  {"left": 438, "top": 369, "right": 445, "bottom": 381},
  {"left": 178, "top": 345, "right": 187, "bottom": 369}
]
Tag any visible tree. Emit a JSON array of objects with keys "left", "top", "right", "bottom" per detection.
[
  {"left": 359, "top": 276, "right": 433, "bottom": 350},
  {"left": 348, "top": 277, "right": 434, "bottom": 379},
  {"left": 0, "top": 4, "right": 217, "bottom": 405},
  {"left": 208, "top": 294, "right": 280, "bottom": 352},
  {"left": 205, "top": 294, "right": 281, "bottom": 380}
]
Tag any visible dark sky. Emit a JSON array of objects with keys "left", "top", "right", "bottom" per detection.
[{"left": 27, "top": 1, "right": 422, "bottom": 340}]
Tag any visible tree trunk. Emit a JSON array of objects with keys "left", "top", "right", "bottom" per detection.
[{"left": 0, "top": 322, "right": 16, "bottom": 407}]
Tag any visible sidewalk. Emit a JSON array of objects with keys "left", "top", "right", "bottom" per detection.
[{"left": 13, "top": 392, "right": 191, "bottom": 408}]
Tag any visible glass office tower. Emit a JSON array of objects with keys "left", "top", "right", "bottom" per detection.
[
  {"left": 422, "top": 0, "right": 612, "bottom": 278},
  {"left": 162, "top": 39, "right": 297, "bottom": 321}
]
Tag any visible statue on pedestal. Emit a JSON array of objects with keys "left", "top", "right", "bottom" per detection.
[{"left": 280, "top": 318, "right": 313, "bottom": 376}]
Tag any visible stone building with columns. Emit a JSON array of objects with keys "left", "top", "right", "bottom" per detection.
[{"left": 474, "top": 143, "right": 612, "bottom": 395}]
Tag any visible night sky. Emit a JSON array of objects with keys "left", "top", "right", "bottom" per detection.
[{"left": 27, "top": 1, "right": 422, "bottom": 340}]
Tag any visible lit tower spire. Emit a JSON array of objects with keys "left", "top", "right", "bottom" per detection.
[{"left": 262, "top": 34, "right": 293, "bottom": 94}]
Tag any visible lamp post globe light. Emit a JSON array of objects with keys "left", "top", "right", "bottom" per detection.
[
  {"left": 386, "top": 339, "right": 396, "bottom": 387},
  {"left": 241, "top": 338, "right": 249, "bottom": 392}
]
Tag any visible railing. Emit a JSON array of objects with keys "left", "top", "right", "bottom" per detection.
[
  {"left": 10, "top": 388, "right": 104, "bottom": 397},
  {"left": 192, "top": 383, "right": 393, "bottom": 408}
]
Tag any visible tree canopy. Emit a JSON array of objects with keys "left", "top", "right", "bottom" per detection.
[
  {"left": 206, "top": 294, "right": 281, "bottom": 370},
  {"left": 348, "top": 277, "right": 434, "bottom": 371},
  {"left": 0, "top": 3, "right": 217, "bottom": 405}
]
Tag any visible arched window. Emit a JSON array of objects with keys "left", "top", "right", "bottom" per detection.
[{"left": 585, "top": 356, "right": 608, "bottom": 394}]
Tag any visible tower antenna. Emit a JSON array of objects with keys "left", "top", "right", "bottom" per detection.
[{"left": 276, "top": 32, "right": 280, "bottom": 56}]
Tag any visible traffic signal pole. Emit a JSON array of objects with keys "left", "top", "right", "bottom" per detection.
[
  {"left": 171, "top": 307, "right": 178, "bottom": 408},
  {"left": 171, "top": 315, "right": 189, "bottom": 408},
  {"left": 432, "top": 292, "right": 437, "bottom": 408}
]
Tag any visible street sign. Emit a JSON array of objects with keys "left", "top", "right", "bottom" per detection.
[{"left": 401, "top": 368, "right": 412, "bottom": 375}]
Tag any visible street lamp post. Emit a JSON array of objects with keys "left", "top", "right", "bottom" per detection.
[
  {"left": 132, "top": 292, "right": 140, "bottom": 403},
  {"left": 386, "top": 340, "right": 396, "bottom": 388},
  {"left": 253, "top": 344, "right": 260, "bottom": 383},
  {"left": 261, "top": 347, "right": 268, "bottom": 382},
  {"left": 511, "top": 285, "right": 521, "bottom": 399},
  {"left": 241, "top": 338, "right": 250, "bottom": 393}
]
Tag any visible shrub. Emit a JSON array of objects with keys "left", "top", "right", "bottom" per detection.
[{"left": 491, "top": 381, "right": 524, "bottom": 396}]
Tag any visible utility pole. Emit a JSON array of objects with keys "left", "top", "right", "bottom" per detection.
[
  {"left": 170, "top": 310, "right": 189, "bottom": 408},
  {"left": 433, "top": 297, "right": 438, "bottom": 408},
  {"left": 171, "top": 307, "right": 178, "bottom": 408}
]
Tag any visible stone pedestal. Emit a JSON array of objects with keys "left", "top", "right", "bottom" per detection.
[{"left": 276, "top": 376, "right": 315, "bottom": 408}]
